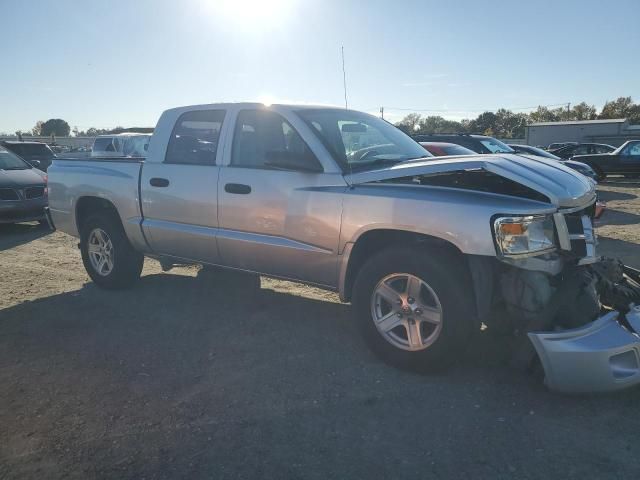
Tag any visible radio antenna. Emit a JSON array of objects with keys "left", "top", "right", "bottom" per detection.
[{"left": 341, "top": 46, "right": 348, "bottom": 109}]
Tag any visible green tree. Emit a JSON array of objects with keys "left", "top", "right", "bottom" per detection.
[
  {"left": 41, "top": 119, "right": 71, "bottom": 136},
  {"left": 570, "top": 102, "right": 597, "bottom": 120},
  {"left": 31, "top": 120, "right": 44, "bottom": 136},
  {"left": 395, "top": 113, "right": 422, "bottom": 134},
  {"left": 599, "top": 96, "right": 640, "bottom": 123},
  {"left": 468, "top": 111, "right": 498, "bottom": 135},
  {"left": 417, "top": 116, "right": 465, "bottom": 134},
  {"left": 493, "top": 109, "right": 527, "bottom": 138},
  {"left": 529, "top": 106, "right": 561, "bottom": 123}
]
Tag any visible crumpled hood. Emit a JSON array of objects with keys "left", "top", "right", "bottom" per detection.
[
  {"left": 346, "top": 153, "right": 596, "bottom": 208},
  {"left": 0, "top": 168, "right": 46, "bottom": 188}
]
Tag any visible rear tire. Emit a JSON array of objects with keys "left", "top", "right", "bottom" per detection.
[
  {"left": 352, "top": 246, "right": 474, "bottom": 372},
  {"left": 80, "top": 213, "right": 143, "bottom": 289}
]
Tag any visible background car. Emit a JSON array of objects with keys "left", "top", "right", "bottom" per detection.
[
  {"left": 547, "top": 142, "right": 577, "bottom": 150},
  {"left": 508, "top": 144, "right": 599, "bottom": 181},
  {"left": 572, "top": 140, "right": 640, "bottom": 179},
  {"left": 413, "top": 134, "right": 514, "bottom": 154},
  {"left": 1, "top": 141, "right": 56, "bottom": 171},
  {"left": 0, "top": 146, "right": 48, "bottom": 225},
  {"left": 549, "top": 142, "right": 615, "bottom": 159},
  {"left": 91, "top": 133, "right": 151, "bottom": 158},
  {"left": 419, "top": 142, "right": 476, "bottom": 156}
]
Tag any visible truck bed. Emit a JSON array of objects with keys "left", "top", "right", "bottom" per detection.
[{"left": 48, "top": 158, "right": 148, "bottom": 251}]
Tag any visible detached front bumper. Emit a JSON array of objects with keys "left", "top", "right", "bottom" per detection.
[{"left": 529, "top": 307, "right": 640, "bottom": 393}]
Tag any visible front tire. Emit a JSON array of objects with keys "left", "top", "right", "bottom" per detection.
[
  {"left": 80, "top": 213, "right": 144, "bottom": 289},
  {"left": 353, "top": 246, "right": 474, "bottom": 372}
]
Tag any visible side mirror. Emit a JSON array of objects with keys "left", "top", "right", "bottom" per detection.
[{"left": 30, "top": 160, "right": 41, "bottom": 168}]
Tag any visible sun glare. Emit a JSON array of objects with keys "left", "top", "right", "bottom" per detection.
[{"left": 209, "top": 0, "right": 294, "bottom": 29}]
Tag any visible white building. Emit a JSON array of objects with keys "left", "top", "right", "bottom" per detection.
[{"left": 525, "top": 118, "right": 640, "bottom": 147}]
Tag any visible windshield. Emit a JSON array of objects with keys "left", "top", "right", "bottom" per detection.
[
  {"left": 297, "top": 109, "right": 431, "bottom": 172},
  {"left": 0, "top": 147, "right": 30, "bottom": 170},
  {"left": 479, "top": 138, "right": 515, "bottom": 154}
]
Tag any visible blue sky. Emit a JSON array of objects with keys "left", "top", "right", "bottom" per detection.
[{"left": 2, "top": 0, "right": 639, "bottom": 133}]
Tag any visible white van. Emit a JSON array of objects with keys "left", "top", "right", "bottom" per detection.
[{"left": 91, "top": 133, "right": 151, "bottom": 158}]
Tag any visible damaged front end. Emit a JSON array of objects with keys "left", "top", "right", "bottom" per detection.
[
  {"left": 527, "top": 262, "right": 640, "bottom": 393},
  {"left": 494, "top": 209, "right": 640, "bottom": 393}
]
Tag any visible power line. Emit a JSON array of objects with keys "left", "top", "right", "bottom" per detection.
[{"left": 370, "top": 102, "right": 570, "bottom": 114}]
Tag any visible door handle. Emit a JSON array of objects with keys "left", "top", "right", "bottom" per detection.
[
  {"left": 150, "top": 177, "right": 170, "bottom": 187},
  {"left": 225, "top": 183, "right": 251, "bottom": 194}
]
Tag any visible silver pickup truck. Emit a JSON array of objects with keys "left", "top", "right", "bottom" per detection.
[{"left": 48, "top": 103, "right": 640, "bottom": 393}]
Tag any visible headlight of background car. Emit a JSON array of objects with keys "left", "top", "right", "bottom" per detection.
[{"left": 493, "top": 215, "right": 556, "bottom": 256}]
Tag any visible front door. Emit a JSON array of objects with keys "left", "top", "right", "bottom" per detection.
[
  {"left": 217, "top": 108, "right": 345, "bottom": 287},
  {"left": 140, "top": 109, "right": 226, "bottom": 263}
]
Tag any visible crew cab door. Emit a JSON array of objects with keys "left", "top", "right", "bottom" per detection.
[
  {"left": 140, "top": 109, "right": 226, "bottom": 263},
  {"left": 217, "top": 108, "right": 345, "bottom": 287}
]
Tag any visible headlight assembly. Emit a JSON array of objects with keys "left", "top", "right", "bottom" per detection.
[{"left": 493, "top": 215, "right": 556, "bottom": 256}]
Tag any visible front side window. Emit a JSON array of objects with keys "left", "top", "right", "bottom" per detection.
[
  {"left": 297, "top": 109, "right": 430, "bottom": 172},
  {"left": 165, "top": 110, "right": 225, "bottom": 165},
  {"left": 623, "top": 142, "right": 640, "bottom": 156},
  {"left": 231, "top": 109, "right": 321, "bottom": 171}
]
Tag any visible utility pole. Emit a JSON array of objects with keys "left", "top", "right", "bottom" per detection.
[
  {"left": 567, "top": 102, "right": 571, "bottom": 120},
  {"left": 341, "top": 46, "right": 348, "bottom": 109},
  {"left": 380, "top": 106, "right": 384, "bottom": 119}
]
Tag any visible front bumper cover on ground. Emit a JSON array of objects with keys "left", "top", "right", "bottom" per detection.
[{"left": 529, "top": 307, "right": 640, "bottom": 393}]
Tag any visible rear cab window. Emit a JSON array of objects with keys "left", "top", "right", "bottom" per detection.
[{"left": 93, "top": 138, "right": 116, "bottom": 153}]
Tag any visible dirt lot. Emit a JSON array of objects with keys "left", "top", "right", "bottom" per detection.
[{"left": 1, "top": 180, "right": 640, "bottom": 479}]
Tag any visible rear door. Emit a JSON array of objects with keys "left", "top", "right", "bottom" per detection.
[
  {"left": 140, "top": 109, "right": 226, "bottom": 263},
  {"left": 217, "top": 108, "right": 345, "bottom": 287}
]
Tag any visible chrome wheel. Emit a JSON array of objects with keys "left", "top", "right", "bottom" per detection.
[
  {"left": 370, "top": 273, "right": 443, "bottom": 352},
  {"left": 87, "top": 228, "right": 114, "bottom": 276}
]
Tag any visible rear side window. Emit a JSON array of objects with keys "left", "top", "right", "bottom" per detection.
[
  {"left": 231, "top": 109, "right": 320, "bottom": 170},
  {"left": 165, "top": 110, "right": 225, "bottom": 165},
  {"left": 594, "top": 145, "right": 613, "bottom": 154}
]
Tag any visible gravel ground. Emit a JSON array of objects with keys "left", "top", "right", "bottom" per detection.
[{"left": 1, "top": 180, "right": 639, "bottom": 479}]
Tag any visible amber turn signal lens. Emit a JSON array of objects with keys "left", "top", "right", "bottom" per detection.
[{"left": 500, "top": 223, "right": 526, "bottom": 235}]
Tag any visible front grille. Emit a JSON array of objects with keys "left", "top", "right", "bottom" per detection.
[
  {"left": 559, "top": 204, "right": 596, "bottom": 263},
  {"left": 25, "top": 186, "right": 45, "bottom": 199},
  {"left": 0, "top": 188, "right": 19, "bottom": 201}
]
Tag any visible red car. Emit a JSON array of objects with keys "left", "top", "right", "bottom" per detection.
[{"left": 419, "top": 142, "right": 476, "bottom": 157}]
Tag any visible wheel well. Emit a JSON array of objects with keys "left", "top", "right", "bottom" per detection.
[
  {"left": 75, "top": 196, "right": 121, "bottom": 233},
  {"left": 342, "top": 229, "right": 469, "bottom": 302}
]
